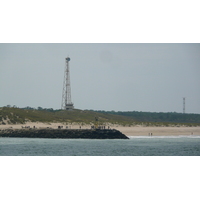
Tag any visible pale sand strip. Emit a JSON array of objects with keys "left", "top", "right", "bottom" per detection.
[
  {"left": 116, "top": 126, "right": 200, "bottom": 136},
  {"left": 0, "top": 122, "right": 92, "bottom": 130},
  {"left": 0, "top": 123, "right": 199, "bottom": 136}
]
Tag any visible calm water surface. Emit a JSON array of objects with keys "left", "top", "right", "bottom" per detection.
[{"left": 0, "top": 136, "right": 200, "bottom": 156}]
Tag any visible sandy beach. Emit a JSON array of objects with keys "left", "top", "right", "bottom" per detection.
[
  {"left": 0, "top": 122, "right": 199, "bottom": 136},
  {"left": 116, "top": 126, "right": 200, "bottom": 136}
]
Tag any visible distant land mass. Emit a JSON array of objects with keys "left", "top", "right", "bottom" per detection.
[
  {"left": 95, "top": 110, "right": 200, "bottom": 125},
  {"left": 0, "top": 106, "right": 200, "bottom": 127}
]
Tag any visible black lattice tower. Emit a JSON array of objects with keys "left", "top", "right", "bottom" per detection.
[
  {"left": 61, "top": 57, "right": 74, "bottom": 110},
  {"left": 183, "top": 97, "right": 185, "bottom": 114}
]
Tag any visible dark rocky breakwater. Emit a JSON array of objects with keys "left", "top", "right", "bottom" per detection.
[{"left": 0, "top": 129, "right": 129, "bottom": 139}]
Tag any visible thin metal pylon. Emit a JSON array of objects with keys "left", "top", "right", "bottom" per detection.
[{"left": 61, "top": 57, "right": 74, "bottom": 110}]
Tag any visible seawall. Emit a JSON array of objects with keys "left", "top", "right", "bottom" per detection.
[{"left": 0, "top": 129, "right": 129, "bottom": 139}]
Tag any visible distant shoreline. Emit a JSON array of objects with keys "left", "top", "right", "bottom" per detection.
[{"left": 0, "top": 122, "right": 199, "bottom": 136}]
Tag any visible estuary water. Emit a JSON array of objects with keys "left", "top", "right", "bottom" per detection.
[{"left": 1, "top": 136, "right": 200, "bottom": 156}]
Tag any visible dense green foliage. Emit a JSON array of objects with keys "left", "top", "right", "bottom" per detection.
[{"left": 95, "top": 110, "right": 200, "bottom": 125}]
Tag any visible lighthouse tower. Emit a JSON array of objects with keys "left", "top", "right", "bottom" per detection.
[{"left": 61, "top": 57, "right": 74, "bottom": 110}]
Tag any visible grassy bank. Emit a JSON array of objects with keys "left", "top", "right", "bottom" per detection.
[{"left": 0, "top": 107, "right": 200, "bottom": 127}]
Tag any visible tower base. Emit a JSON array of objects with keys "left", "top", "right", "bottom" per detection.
[{"left": 65, "top": 104, "right": 74, "bottom": 110}]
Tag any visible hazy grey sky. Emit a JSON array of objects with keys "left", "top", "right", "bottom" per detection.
[{"left": 0, "top": 43, "right": 200, "bottom": 113}]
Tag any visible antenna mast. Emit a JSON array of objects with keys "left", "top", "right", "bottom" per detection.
[
  {"left": 61, "top": 57, "right": 74, "bottom": 110},
  {"left": 183, "top": 97, "right": 185, "bottom": 114}
]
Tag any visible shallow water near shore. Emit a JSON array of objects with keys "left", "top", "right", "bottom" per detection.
[{"left": 1, "top": 136, "right": 200, "bottom": 156}]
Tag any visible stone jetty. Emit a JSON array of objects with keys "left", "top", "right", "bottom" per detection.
[{"left": 0, "top": 129, "right": 129, "bottom": 139}]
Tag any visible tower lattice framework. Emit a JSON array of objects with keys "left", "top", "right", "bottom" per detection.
[
  {"left": 61, "top": 57, "right": 74, "bottom": 110},
  {"left": 183, "top": 97, "right": 185, "bottom": 114}
]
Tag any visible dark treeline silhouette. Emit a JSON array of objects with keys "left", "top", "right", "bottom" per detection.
[
  {"left": 94, "top": 110, "right": 200, "bottom": 124},
  {"left": 21, "top": 106, "right": 58, "bottom": 112}
]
